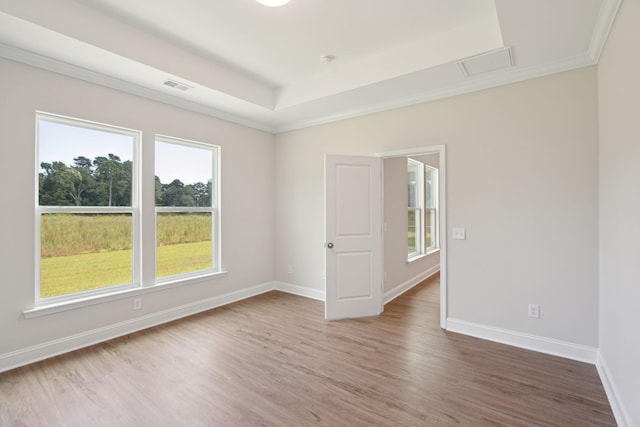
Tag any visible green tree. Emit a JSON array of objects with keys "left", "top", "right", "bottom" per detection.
[
  {"left": 93, "top": 154, "right": 130, "bottom": 206},
  {"left": 39, "top": 160, "right": 95, "bottom": 206},
  {"left": 191, "top": 181, "right": 209, "bottom": 207},
  {"left": 155, "top": 175, "right": 163, "bottom": 205},
  {"left": 160, "top": 179, "right": 197, "bottom": 206},
  {"left": 39, "top": 161, "right": 72, "bottom": 206}
]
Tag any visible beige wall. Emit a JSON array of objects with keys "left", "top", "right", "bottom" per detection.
[
  {"left": 383, "top": 155, "right": 440, "bottom": 294},
  {"left": 598, "top": 0, "right": 640, "bottom": 424},
  {"left": 0, "top": 58, "right": 276, "bottom": 356},
  {"left": 275, "top": 66, "right": 599, "bottom": 346}
]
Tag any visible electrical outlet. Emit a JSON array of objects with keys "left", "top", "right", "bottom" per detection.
[
  {"left": 133, "top": 297, "right": 142, "bottom": 311},
  {"left": 528, "top": 304, "right": 540, "bottom": 319},
  {"left": 287, "top": 265, "right": 293, "bottom": 274}
]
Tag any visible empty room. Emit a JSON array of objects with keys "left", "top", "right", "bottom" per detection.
[{"left": 0, "top": 0, "right": 638, "bottom": 425}]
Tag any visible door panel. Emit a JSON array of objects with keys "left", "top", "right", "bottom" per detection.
[
  {"left": 336, "top": 252, "right": 372, "bottom": 299},
  {"left": 325, "top": 154, "right": 382, "bottom": 320}
]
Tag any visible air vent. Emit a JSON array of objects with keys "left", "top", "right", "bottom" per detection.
[
  {"left": 163, "top": 79, "right": 193, "bottom": 91},
  {"left": 457, "top": 47, "right": 513, "bottom": 78}
]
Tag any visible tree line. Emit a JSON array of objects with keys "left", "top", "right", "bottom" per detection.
[{"left": 39, "top": 154, "right": 212, "bottom": 207}]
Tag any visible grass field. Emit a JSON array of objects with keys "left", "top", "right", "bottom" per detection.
[{"left": 40, "top": 214, "right": 213, "bottom": 298}]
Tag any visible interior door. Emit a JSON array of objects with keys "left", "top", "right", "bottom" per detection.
[{"left": 325, "top": 154, "right": 382, "bottom": 320}]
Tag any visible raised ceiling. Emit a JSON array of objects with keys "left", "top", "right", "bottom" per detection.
[{"left": 0, "top": 0, "right": 621, "bottom": 133}]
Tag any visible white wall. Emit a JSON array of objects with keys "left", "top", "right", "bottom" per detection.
[
  {"left": 383, "top": 155, "right": 440, "bottom": 295},
  {"left": 598, "top": 0, "right": 640, "bottom": 424},
  {"left": 0, "top": 58, "right": 275, "bottom": 360},
  {"left": 275, "top": 66, "right": 599, "bottom": 346}
]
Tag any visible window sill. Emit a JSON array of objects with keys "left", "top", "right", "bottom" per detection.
[
  {"left": 23, "top": 271, "right": 228, "bottom": 319},
  {"left": 407, "top": 248, "right": 440, "bottom": 264},
  {"left": 407, "top": 253, "right": 427, "bottom": 263}
]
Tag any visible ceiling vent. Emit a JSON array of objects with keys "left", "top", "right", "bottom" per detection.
[
  {"left": 163, "top": 79, "right": 193, "bottom": 91},
  {"left": 457, "top": 47, "right": 513, "bottom": 78}
]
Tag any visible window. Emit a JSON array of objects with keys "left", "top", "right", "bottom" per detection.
[
  {"left": 407, "top": 159, "right": 439, "bottom": 260},
  {"left": 155, "top": 136, "right": 220, "bottom": 280},
  {"left": 36, "top": 113, "right": 140, "bottom": 303},
  {"left": 425, "top": 165, "right": 439, "bottom": 253},
  {"left": 407, "top": 159, "right": 423, "bottom": 259},
  {"left": 36, "top": 113, "right": 221, "bottom": 307}
]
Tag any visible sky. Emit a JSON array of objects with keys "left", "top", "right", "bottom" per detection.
[{"left": 38, "top": 120, "right": 212, "bottom": 185}]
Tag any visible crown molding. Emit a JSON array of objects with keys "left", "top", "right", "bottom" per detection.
[
  {"left": 588, "top": 0, "right": 623, "bottom": 62},
  {"left": 0, "top": 40, "right": 601, "bottom": 136},
  {"left": 0, "top": 42, "right": 275, "bottom": 133},
  {"left": 274, "top": 53, "right": 596, "bottom": 133}
]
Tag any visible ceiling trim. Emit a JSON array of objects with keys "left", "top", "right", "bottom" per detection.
[
  {"left": 1, "top": 14, "right": 612, "bottom": 138},
  {"left": 588, "top": 0, "right": 623, "bottom": 62},
  {"left": 0, "top": 42, "right": 275, "bottom": 133},
  {"left": 273, "top": 53, "right": 596, "bottom": 134}
]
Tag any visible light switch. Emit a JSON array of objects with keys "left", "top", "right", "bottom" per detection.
[{"left": 452, "top": 227, "right": 466, "bottom": 240}]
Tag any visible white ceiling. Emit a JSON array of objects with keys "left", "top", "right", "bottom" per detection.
[{"left": 0, "top": 0, "right": 621, "bottom": 133}]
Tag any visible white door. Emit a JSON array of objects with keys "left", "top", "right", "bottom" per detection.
[{"left": 325, "top": 154, "right": 382, "bottom": 320}]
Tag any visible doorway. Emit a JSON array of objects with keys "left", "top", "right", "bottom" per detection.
[
  {"left": 378, "top": 145, "right": 447, "bottom": 328},
  {"left": 324, "top": 146, "right": 446, "bottom": 327}
]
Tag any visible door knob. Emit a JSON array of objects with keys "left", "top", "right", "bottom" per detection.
[{"left": 327, "top": 242, "right": 334, "bottom": 248}]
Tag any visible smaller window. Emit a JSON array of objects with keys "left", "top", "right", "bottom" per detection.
[
  {"left": 425, "top": 165, "right": 439, "bottom": 253},
  {"left": 408, "top": 159, "right": 439, "bottom": 260},
  {"left": 407, "top": 159, "right": 424, "bottom": 259},
  {"left": 155, "top": 136, "right": 220, "bottom": 281}
]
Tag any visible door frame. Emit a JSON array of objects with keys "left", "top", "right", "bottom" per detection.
[{"left": 375, "top": 145, "right": 447, "bottom": 328}]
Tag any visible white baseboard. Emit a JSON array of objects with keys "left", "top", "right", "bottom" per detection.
[
  {"left": 384, "top": 264, "right": 440, "bottom": 305},
  {"left": 597, "top": 351, "right": 632, "bottom": 427},
  {"left": 0, "top": 281, "right": 275, "bottom": 373},
  {"left": 446, "top": 318, "right": 598, "bottom": 364},
  {"left": 274, "top": 281, "right": 325, "bottom": 301}
]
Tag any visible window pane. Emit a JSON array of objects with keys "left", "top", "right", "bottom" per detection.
[
  {"left": 155, "top": 141, "right": 213, "bottom": 207},
  {"left": 407, "top": 162, "right": 419, "bottom": 208},
  {"left": 408, "top": 209, "right": 418, "bottom": 255},
  {"left": 157, "top": 212, "right": 213, "bottom": 277},
  {"left": 38, "top": 120, "right": 134, "bottom": 207},
  {"left": 425, "top": 209, "right": 434, "bottom": 250},
  {"left": 426, "top": 167, "right": 435, "bottom": 208},
  {"left": 40, "top": 213, "right": 133, "bottom": 298}
]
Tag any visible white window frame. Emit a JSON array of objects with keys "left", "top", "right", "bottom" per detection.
[
  {"left": 407, "top": 158, "right": 424, "bottom": 260},
  {"left": 425, "top": 164, "right": 439, "bottom": 254},
  {"left": 35, "top": 112, "right": 141, "bottom": 305},
  {"left": 154, "top": 135, "right": 221, "bottom": 283}
]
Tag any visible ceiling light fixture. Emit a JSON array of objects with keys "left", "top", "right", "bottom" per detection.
[{"left": 256, "top": 0, "right": 291, "bottom": 7}]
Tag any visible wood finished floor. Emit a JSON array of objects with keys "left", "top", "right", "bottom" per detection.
[{"left": 0, "top": 275, "right": 615, "bottom": 426}]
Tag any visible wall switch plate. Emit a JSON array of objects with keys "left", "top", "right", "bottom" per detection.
[
  {"left": 528, "top": 304, "right": 540, "bottom": 318},
  {"left": 452, "top": 227, "right": 466, "bottom": 240},
  {"left": 133, "top": 297, "right": 142, "bottom": 311}
]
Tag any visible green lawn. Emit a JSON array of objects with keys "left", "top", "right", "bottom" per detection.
[{"left": 40, "top": 241, "right": 212, "bottom": 298}]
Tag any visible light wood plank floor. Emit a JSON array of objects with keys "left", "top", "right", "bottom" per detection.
[{"left": 0, "top": 275, "right": 615, "bottom": 426}]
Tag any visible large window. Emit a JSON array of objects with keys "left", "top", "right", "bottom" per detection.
[
  {"left": 407, "top": 159, "right": 439, "bottom": 260},
  {"left": 37, "top": 113, "right": 139, "bottom": 302},
  {"left": 155, "top": 136, "right": 219, "bottom": 280},
  {"left": 36, "top": 113, "right": 221, "bottom": 306}
]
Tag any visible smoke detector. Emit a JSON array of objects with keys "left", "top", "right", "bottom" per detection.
[{"left": 320, "top": 55, "right": 336, "bottom": 64}]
